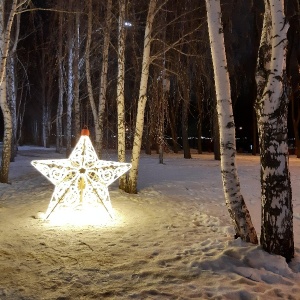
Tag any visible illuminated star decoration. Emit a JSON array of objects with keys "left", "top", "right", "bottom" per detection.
[{"left": 31, "top": 129, "right": 131, "bottom": 223}]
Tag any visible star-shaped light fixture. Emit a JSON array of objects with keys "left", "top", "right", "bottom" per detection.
[{"left": 31, "top": 129, "right": 131, "bottom": 224}]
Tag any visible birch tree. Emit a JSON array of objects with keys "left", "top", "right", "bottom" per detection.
[
  {"left": 117, "top": 0, "right": 127, "bottom": 188},
  {"left": 255, "top": 0, "right": 294, "bottom": 261},
  {"left": 86, "top": 0, "right": 112, "bottom": 157},
  {"left": 0, "top": 0, "right": 18, "bottom": 183},
  {"left": 56, "top": 11, "right": 64, "bottom": 153},
  {"left": 7, "top": 13, "right": 20, "bottom": 161},
  {"left": 125, "top": 0, "right": 157, "bottom": 194},
  {"left": 98, "top": 0, "right": 112, "bottom": 157},
  {"left": 205, "top": 0, "right": 258, "bottom": 243},
  {"left": 66, "top": 0, "right": 75, "bottom": 157},
  {"left": 73, "top": 7, "right": 81, "bottom": 141}
]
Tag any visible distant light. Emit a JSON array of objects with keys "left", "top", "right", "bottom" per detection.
[
  {"left": 239, "top": 127, "right": 243, "bottom": 130},
  {"left": 124, "top": 21, "right": 132, "bottom": 27},
  {"left": 31, "top": 129, "right": 131, "bottom": 225}
]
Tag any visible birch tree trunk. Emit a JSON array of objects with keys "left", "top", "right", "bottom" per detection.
[
  {"left": 117, "top": 0, "right": 127, "bottom": 189},
  {"left": 0, "top": 73, "right": 12, "bottom": 183},
  {"left": 126, "top": 0, "right": 157, "bottom": 194},
  {"left": 66, "top": 0, "right": 74, "bottom": 157},
  {"left": 85, "top": 0, "right": 100, "bottom": 155},
  {"left": 0, "top": 0, "right": 17, "bottom": 87},
  {"left": 98, "top": 0, "right": 112, "bottom": 158},
  {"left": 205, "top": 0, "right": 258, "bottom": 243},
  {"left": 255, "top": 0, "right": 294, "bottom": 261},
  {"left": 0, "top": 0, "right": 18, "bottom": 183},
  {"left": 73, "top": 10, "right": 81, "bottom": 141},
  {"left": 7, "top": 55, "right": 17, "bottom": 161},
  {"left": 7, "top": 12, "right": 20, "bottom": 161},
  {"left": 56, "top": 11, "right": 64, "bottom": 153}
]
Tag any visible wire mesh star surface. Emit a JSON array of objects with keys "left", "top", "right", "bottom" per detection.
[{"left": 31, "top": 133, "right": 131, "bottom": 221}]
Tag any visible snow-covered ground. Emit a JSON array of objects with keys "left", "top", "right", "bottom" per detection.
[{"left": 0, "top": 146, "right": 300, "bottom": 300}]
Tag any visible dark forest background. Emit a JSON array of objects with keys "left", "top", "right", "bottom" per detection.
[{"left": 1, "top": 0, "right": 299, "bottom": 157}]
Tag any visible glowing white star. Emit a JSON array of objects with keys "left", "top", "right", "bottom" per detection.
[{"left": 31, "top": 131, "right": 131, "bottom": 222}]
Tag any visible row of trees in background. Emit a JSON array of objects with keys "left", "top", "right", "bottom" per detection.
[{"left": 0, "top": 0, "right": 299, "bottom": 261}]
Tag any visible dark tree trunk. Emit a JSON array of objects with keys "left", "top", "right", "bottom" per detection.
[
  {"left": 252, "top": 109, "right": 258, "bottom": 155},
  {"left": 169, "top": 108, "right": 179, "bottom": 153},
  {"left": 182, "top": 97, "right": 191, "bottom": 159},
  {"left": 196, "top": 93, "right": 202, "bottom": 154},
  {"left": 197, "top": 120, "right": 202, "bottom": 154}
]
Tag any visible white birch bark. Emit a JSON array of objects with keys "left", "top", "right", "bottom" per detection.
[
  {"left": 7, "top": 55, "right": 17, "bottom": 160},
  {"left": 66, "top": 45, "right": 74, "bottom": 156},
  {"left": 117, "top": 0, "right": 127, "bottom": 189},
  {"left": 205, "top": 0, "right": 258, "bottom": 243},
  {"left": 0, "top": 0, "right": 17, "bottom": 87},
  {"left": 126, "top": 0, "right": 157, "bottom": 193},
  {"left": 56, "top": 11, "right": 63, "bottom": 153},
  {"left": 255, "top": 0, "right": 294, "bottom": 261},
  {"left": 0, "top": 71, "right": 12, "bottom": 183},
  {"left": 73, "top": 11, "right": 81, "bottom": 141},
  {"left": 86, "top": 0, "right": 101, "bottom": 155},
  {"left": 66, "top": 2, "right": 74, "bottom": 157},
  {"left": 7, "top": 12, "right": 20, "bottom": 161},
  {"left": 0, "top": 0, "right": 18, "bottom": 183},
  {"left": 98, "top": 0, "right": 112, "bottom": 158}
]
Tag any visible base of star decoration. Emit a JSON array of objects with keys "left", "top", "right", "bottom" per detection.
[{"left": 31, "top": 129, "right": 131, "bottom": 226}]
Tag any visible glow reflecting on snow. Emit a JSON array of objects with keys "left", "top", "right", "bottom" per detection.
[
  {"left": 40, "top": 206, "right": 124, "bottom": 227},
  {"left": 31, "top": 133, "right": 131, "bottom": 226}
]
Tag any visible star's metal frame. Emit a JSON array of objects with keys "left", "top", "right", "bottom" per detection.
[{"left": 31, "top": 131, "right": 131, "bottom": 220}]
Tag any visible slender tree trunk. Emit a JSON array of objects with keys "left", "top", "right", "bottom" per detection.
[
  {"left": 56, "top": 12, "right": 63, "bottom": 153},
  {"left": 66, "top": 4, "right": 74, "bottom": 157},
  {"left": 117, "top": 0, "right": 127, "bottom": 189},
  {"left": 126, "top": 0, "right": 157, "bottom": 193},
  {"left": 255, "top": 0, "right": 294, "bottom": 261},
  {"left": 196, "top": 93, "right": 202, "bottom": 154},
  {"left": 98, "top": 0, "right": 112, "bottom": 158},
  {"left": 45, "top": 75, "right": 53, "bottom": 148},
  {"left": 145, "top": 110, "right": 152, "bottom": 155},
  {"left": 168, "top": 94, "right": 179, "bottom": 153},
  {"left": 7, "top": 12, "right": 20, "bottom": 161},
  {"left": 86, "top": 0, "right": 101, "bottom": 156},
  {"left": 0, "top": 74, "right": 12, "bottom": 183},
  {"left": 73, "top": 10, "right": 81, "bottom": 141},
  {"left": 205, "top": 0, "right": 258, "bottom": 243},
  {"left": 179, "top": 60, "right": 191, "bottom": 159},
  {"left": 0, "top": 0, "right": 17, "bottom": 87},
  {"left": 42, "top": 87, "right": 48, "bottom": 147},
  {"left": 7, "top": 55, "right": 17, "bottom": 161},
  {"left": 0, "top": 0, "right": 18, "bottom": 183},
  {"left": 181, "top": 91, "right": 191, "bottom": 159}
]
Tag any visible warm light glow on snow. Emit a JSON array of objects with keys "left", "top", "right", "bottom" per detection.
[
  {"left": 31, "top": 132, "right": 131, "bottom": 225},
  {"left": 38, "top": 206, "right": 124, "bottom": 227}
]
